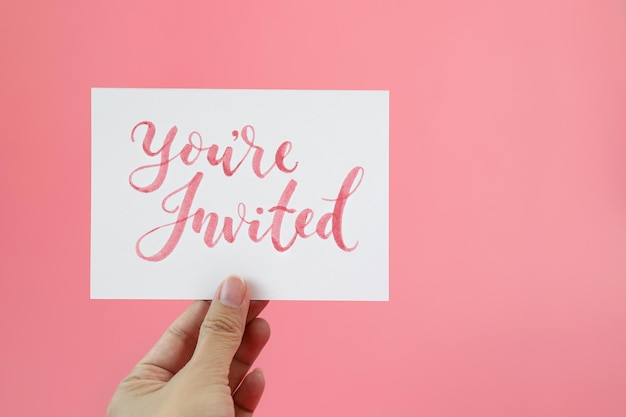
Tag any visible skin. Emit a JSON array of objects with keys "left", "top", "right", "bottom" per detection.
[{"left": 107, "top": 276, "right": 271, "bottom": 417}]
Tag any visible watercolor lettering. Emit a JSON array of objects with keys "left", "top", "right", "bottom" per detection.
[
  {"left": 129, "top": 121, "right": 363, "bottom": 260},
  {"left": 129, "top": 122, "right": 298, "bottom": 192}
]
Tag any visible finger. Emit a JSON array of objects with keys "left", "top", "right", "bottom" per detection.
[
  {"left": 234, "top": 369, "right": 266, "bottom": 417},
  {"left": 229, "top": 318, "right": 271, "bottom": 392},
  {"left": 190, "top": 276, "right": 250, "bottom": 383},
  {"left": 133, "top": 300, "right": 210, "bottom": 382},
  {"left": 247, "top": 300, "right": 269, "bottom": 323},
  {"left": 127, "top": 296, "right": 267, "bottom": 383}
]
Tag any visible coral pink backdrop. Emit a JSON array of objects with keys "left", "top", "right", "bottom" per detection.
[{"left": 1, "top": 1, "right": 625, "bottom": 416}]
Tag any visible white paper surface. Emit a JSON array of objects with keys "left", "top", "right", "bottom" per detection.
[{"left": 91, "top": 88, "right": 388, "bottom": 300}]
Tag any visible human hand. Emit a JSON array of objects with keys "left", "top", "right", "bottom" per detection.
[{"left": 107, "top": 276, "right": 271, "bottom": 417}]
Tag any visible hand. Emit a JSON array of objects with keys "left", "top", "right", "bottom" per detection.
[{"left": 107, "top": 276, "right": 271, "bottom": 417}]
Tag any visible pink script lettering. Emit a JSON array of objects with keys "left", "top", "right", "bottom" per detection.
[
  {"left": 128, "top": 121, "right": 364, "bottom": 260},
  {"left": 134, "top": 167, "right": 364, "bottom": 261},
  {"left": 128, "top": 122, "right": 298, "bottom": 192}
]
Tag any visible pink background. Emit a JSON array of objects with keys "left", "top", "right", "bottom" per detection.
[{"left": 1, "top": 1, "right": 625, "bottom": 416}]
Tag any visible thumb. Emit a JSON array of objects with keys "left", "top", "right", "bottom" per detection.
[{"left": 191, "top": 276, "right": 250, "bottom": 383}]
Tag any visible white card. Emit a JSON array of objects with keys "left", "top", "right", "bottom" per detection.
[{"left": 91, "top": 88, "right": 388, "bottom": 300}]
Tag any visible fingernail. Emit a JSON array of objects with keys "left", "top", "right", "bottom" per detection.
[{"left": 218, "top": 276, "right": 245, "bottom": 307}]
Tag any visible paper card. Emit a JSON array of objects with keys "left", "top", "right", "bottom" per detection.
[{"left": 91, "top": 88, "right": 388, "bottom": 300}]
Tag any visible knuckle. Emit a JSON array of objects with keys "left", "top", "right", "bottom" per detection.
[
  {"left": 166, "top": 323, "right": 189, "bottom": 341},
  {"left": 166, "top": 324, "right": 196, "bottom": 349},
  {"left": 201, "top": 314, "right": 242, "bottom": 337}
]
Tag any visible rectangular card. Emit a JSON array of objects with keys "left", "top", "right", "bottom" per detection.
[{"left": 91, "top": 88, "right": 388, "bottom": 300}]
